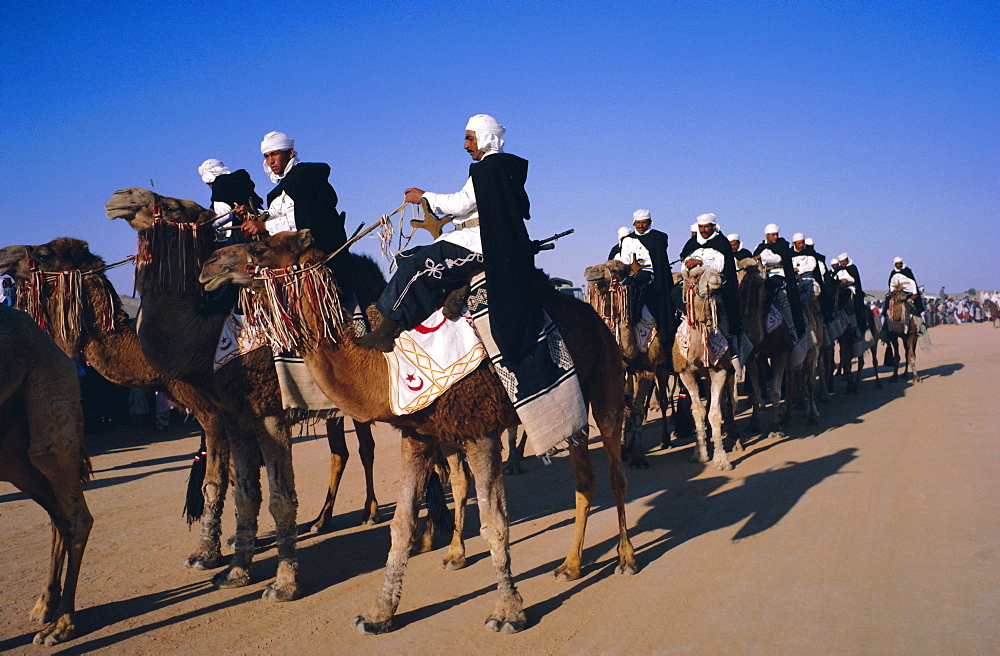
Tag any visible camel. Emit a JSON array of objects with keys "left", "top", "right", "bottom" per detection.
[
  {"left": 0, "top": 238, "right": 234, "bottom": 572},
  {"left": 785, "top": 278, "right": 824, "bottom": 425},
  {"left": 671, "top": 267, "right": 736, "bottom": 471},
  {"left": 983, "top": 298, "right": 999, "bottom": 328},
  {"left": 0, "top": 306, "right": 93, "bottom": 645},
  {"left": 738, "top": 261, "right": 795, "bottom": 438},
  {"left": 834, "top": 286, "right": 881, "bottom": 394},
  {"left": 584, "top": 259, "right": 675, "bottom": 468},
  {"left": 199, "top": 230, "right": 636, "bottom": 634},
  {"left": 105, "top": 188, "right": 381, "bottom": 601},
  {"left": 881, "top": 289, "right": 921, "bottom": 383}
]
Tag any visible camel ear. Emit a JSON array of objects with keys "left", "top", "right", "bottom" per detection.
[
  {"left": 71, "top": 240, "right": 90, "bottom": 261},
  {"left": 296, "top": 229, "right": 315, "bottom": 249}
]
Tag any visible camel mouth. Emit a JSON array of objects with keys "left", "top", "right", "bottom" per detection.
[
  {"left": 0, "top": 245, "right": 29, "bottom": 274},
  {"left": 105, "top": 204, "right": 139, "bottom": 220},
  {"left": 199, "top": 269, "right": 231, "bottom": 292}
]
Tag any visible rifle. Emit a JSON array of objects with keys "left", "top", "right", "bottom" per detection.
[{"left": 534, "top": 229, "right": 574, "bottom": 251}]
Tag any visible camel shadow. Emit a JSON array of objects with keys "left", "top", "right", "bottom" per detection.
[
  {"left": 911, "top": 362, "right": 962, "bottom": 379},
  {"left": 0, "top": 580, "right": 257, "bottom": 653}
]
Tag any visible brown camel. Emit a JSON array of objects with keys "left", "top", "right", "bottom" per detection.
[
  {"left": 785, "top": 278, "right": 824, "bottom": 425},
  {"left": 672, "top": 267, "right": 736, "bottom": 471},
  {"left": 105, "top": 188, "right": 380, "bottom": 601},
  {"left": 584, "top": 258, "right": 675, "bottom": 468},
  {"left": 986, "top": 299, "right": 1000, "bottom": 327},
  {"left": 0, "top": 238, "right": 233, "bottom": 572},
  {"left": 882, "top": 289, "right": 921, "bottom": 383},
  {"left": 0, "top": 306, "right": 93, "bottom": 645},
  {"left": 738, "top": 260, "right": 795, "bottom": 438},
  {"left": 199, "top": 230, "right": 636, "bottom": 634}
]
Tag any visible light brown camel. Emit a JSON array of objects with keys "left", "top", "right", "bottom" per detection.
[
  {"left": 882, "top": 289, "right": 921, "bottom": 383},
  {"left": 584, "top": 258, "right": 675, "bottom": 468},
  {"left": 672, "top": 267, "right": 736, "bottom": 471},
  {"left": 738, "top": 261, "right": 795, "bottom": 438},
  {"left": 986, "top": 298, "right": 1000, "bottom": 327},
  {"left": 0, "top": 238, "right": 233, "bottom": 572},
  {"left": 0, "top": 306, "right": 93, "bottom": 645},
  {"left": 105, "top": 188, "right": 381, "bottom": 601},
  {"left": 199, "top": 230, "right": 637, "bottom": 634}
]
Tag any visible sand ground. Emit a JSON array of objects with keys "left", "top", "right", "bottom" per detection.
[{"left": 1, "top": 322, "right": 998, "bottom": 654}]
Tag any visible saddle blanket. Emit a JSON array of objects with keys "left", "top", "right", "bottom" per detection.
[
  {"left": 213, "top": 311, "right": 267, "bottom": 371},
  {"left": 467, "top": 273, "right": 588, "bottom": 458},
  {"left": 765, "top": 291, "right": 814, "bottom": 368},
  {"left": 675, "top": 320, "right": 730, "bottom": 366},
  {"left": 385, "top": 308, "right": 487, "bottom": 415},
  {"left": 635, "top": 306, "right": 657, "bottom": 353}
]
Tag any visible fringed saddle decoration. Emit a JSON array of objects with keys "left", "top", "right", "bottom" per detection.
[
  {"left": 135, "top": 215, "right": 212, "bottom": 294},
  {"left": 682, "top": 271, "right": 727, "bottom": 366},
  {"left": 238, "top": 263, "right": 345, "bottom": 353},
  {"left": 588, "top": 280, "right": 632, "bottom": 333}
]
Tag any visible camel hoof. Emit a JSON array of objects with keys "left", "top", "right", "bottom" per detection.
[
  {"left": 33, "top": 615, "right": 75, "bottom": 646},
  {"left": 615, "top": 562, "right": 639, "bottom": 575},
  {"left": 503, "top": 462, "right": 523, "bottom": 475},
  {"left": 767, "top": 431, "right": 785, "bottom": 440},
  {"left": 352, "top": 616, "right": 393, "bottom": 635},
  {"left": 690, "top": 453, "right": 710, "bottom": 464},
  {"left": 308, "top": 516, "right": 332, "bottom": 534},
  {"left": 212, "top": 566, "right": 251, "bottom": 589},
  {"left": 485, "top": 617, "right": 525, "bottom": 634},
  {"left": 715, "top": 460, "right": 734, "bottom": 472},
  {"left": 551, "top": 565, "right": 582, "bottom": 582},
  {"left": 262, "top": 581, "right": 302, "bottom": 602},
  {"left": 30, "top": 594, "right": 54, "bottom": 624},
  {"left": 443, "top": 555, "right": 466, "bottom": 571},
  {"left": 362, "top": 514, "right": 381, "bottom": 526},
  {"left": 223, "top": 535, "right": 237, "bottom": 550},
  {"left": 184, "top": 552, "right": 223, "bottom": 570}
]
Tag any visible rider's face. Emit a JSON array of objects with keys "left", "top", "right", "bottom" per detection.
[{"left": 633, "top": 219, "right": 651, "bottom": 234}]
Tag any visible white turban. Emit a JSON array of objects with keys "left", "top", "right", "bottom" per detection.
[
  {"left": 727, "top": 233, "right": 740, "bottom": 242},
  {"left": 261, "top": 131, "right": 294, "bottom": 154},
  {"left": 696, "top": 213, "right": 716, "bottom": 226},
  {"left": 466, "top": 114, "right": 505, "bottom": 154},
  {"left": 791, "top": 232, "right": 804, "bottom": 242},
  {"left": 893, "top": 256, "right": 903, "bottom": 264},
  {"left": 198, "top": 158, "right": 230, "bottom": 184},
  {"left": 838, "top": 252, "right": 849, "bottom": 261},
  {"left": 764, "top": 223, "right": 780, "bottom": 235},
  {"left": 633, "top": 209, "right": 651, "bottom": 223},
  {"left": 690, "top": 223, "right": 699, "bottom": 232},
  {"left": 618, "top": 226, "right": 631, "bottom": 240},
  {"left": 805, "top": 237, "right": 814, "bottom": 246}
]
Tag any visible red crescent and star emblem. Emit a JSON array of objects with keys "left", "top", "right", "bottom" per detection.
[
  {"left": 413, "top": 315, "right": 448, "bottom": 334},
  {"left": 404, "top": 373, "right": 425, "bottom": 391}
]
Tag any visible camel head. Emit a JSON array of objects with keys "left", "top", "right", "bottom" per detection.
[
  {"left": 735, "top": 257, "right": 762, "bottom": 285},
  {"left": 106, "top": 188, "right": 214, "bottom": 231},
  {"left": 681, "top": 266, "right": 722, "bottom": 295},
  {"left": 200, "top": 230, "right": 325, "bottom": 292},
  {"left": 1, "top": 238, "right": 103, "bottom": 285},
  {"left": 0, "top": 244, "right": 31, "bottom": 279},
  {"left": 583, "top": 259, "right": 630, "bottom": 291}
]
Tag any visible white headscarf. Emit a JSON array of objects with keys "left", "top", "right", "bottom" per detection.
[
  {"left": 696, "top": 213, "right": 716, "bottom": 226},
  {"left": 260, "top": 131, "right": 299, "bottom": 183},
  {"left": 618, "top": 226, "right": 631, "bottom": 240},
  {"left": 198, "top": 158, "right": 230, "bottom": 184},
  {"left": 727, "top": 233, "right": 740, "bottom": 242},
  {"left": 466, "top": 114, "right": 505, "bottom": 154},
  {"left": 633, "top": 209, "right": 651, "bottom": 223},
  {"left": 764, "top": 223, "right": 780, "bottom": 235}
]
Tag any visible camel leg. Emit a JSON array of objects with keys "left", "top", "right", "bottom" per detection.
[
  {"left": 626, "top": 374, "right": 653, "bottom": 469},
  {"left": 257, "top": 416, "right": 301, "bottom": 602},
  {"left": 890, "top": 335, "right": 901, "bottom": 383},
  {"left": 441, "top": 447, "right": 469, "bottom": 570},
  {"left": 680, "top": 371, "right": 711, "bottom": 463},
  {"left": 553, "top": 429, "right": 596, "bottom": 581},
  {"left": 465, "top": 434, "right": 526, "bottom": 633},
  {"left": 724, "top": 369, "right": 744, "bottom": 452},
  {"left": 660, "top": 371, "right": 679, "bottom": 445},
  {"left": 746, "top": 356, "right": 763, "bottom": 433},
  {"left": 355, "top": 420, "right": 381, "bottom": 524},
  {"left": 309, "top": 416, "right": 349, "bottom": 532},
  {"left": 502, "top": 425, "right": 522, "bottom": 475},
  {"left": 185, "top": 411, "right": 228, "bottom": 570},
  {"left": 708, "top": 368, "right": 733, "bottom": 471},
  {"left": 907, "top": 333, "right": 921, "bottom": 382},
  {"left": 354, "top": 432, "right": 434, "bottom": 634},
  {"left": 212, "top": 433, "right": 261, "bottom": 591},
  {"left": 768, "top": 354, "right": 788, "bottom": 439}
]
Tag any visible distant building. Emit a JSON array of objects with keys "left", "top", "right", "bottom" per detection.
[{"left": 551, "top": 277, "right": 582, "bottom": 299}]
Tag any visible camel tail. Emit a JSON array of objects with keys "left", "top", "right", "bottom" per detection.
[
  {"left": 182, "top": 432, "right": 208, "bottom": 525},
  {"left": 424, "top": 471, "right": 455, "bottom": 536}
]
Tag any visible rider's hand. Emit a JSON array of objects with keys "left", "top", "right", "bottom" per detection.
[
  {"left": 241, "top": 220, "right": 267, "bottom": 236},
  {"left": 684, "top": 258, "right": 703, "bottom": 269},
  {"left": 404, "top": 188, "right": 425, "bottom": 204}
]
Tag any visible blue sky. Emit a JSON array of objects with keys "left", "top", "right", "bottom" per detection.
[{"left": 2, "top": 1, "right": 997, "bottom": 296}]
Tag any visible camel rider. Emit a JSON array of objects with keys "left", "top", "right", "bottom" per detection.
[
  {"left": 729, "top": 233, "right": 753, "bottom": 261},
  {"left": 242, "top": 131, "right": 351, "bottom": 290},
  {"left": 834, "top": 252, "right": 869, "bottom": 323},
  {"left": 887, "top": 257, "right": 924, "bottom": 314},
  {"left": 753, "top": 224, "right": 806, "bottom": 338},
  {"left": 803, "top": 237, "right": 835, "bottom": 322},
  {"left": 608, "top": 226, "right": 631, "bottom": 261},
  {"left": 197, "top": 159, "right": 263, "bottom": 244},
  {"left": 616, "top": 209, "right": 674, "bottom": 336},
  {"left": 679, "top": 213, "right": 741, "bottom": 338},
  {"left": 358, "top": 114, "right": 540, "bottom": 359}
]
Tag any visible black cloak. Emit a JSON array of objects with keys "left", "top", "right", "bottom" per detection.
[
  {"left": 622, "top": 228, "right": 676, "bottom": 341},
  {"left": 471, "top": 153, "right": 541, "bottom": 362},
  {"left": 211, "top": 169, "right": 263, "bottom": 212},
  {"left": 267, "top": 162, "right": 346, "bottom": 256},
  {"left": 753, "top": 237, "right": 805, "bottom": 334},
  {"left": 679, "top": 231, "right": 742, "bottom": 335}
]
